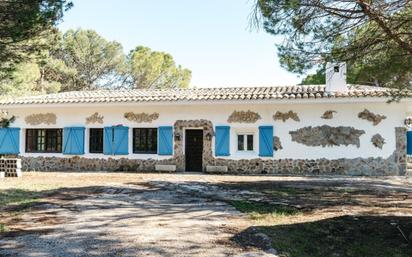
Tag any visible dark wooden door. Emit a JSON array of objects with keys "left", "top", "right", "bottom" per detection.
[{"left": 185, "top": 130, "right": 203, "bottom": 172}]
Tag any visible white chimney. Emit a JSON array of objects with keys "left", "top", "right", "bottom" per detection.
[{"left": 325, "top": 62, "right": 347, "bottom": 92}]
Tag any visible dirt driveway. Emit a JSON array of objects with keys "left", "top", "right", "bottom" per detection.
[
  {"left": 0, "top": 173, "right": 274, "bottom": 257},
  {"left": 1, "top": 173, "right": 411, "bottom": 257}
]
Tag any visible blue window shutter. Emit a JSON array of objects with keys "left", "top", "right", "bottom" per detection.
[
  {"left": 103, "top": 126, "right": 114, "bottom": 155},
  {"left": 158, "top": 126, "right": 173, "bottom": 155},
  {"left": 407, "top": 131, "right": 412, "bottom": 155},
  {"left": 215, "top": 126, "right": 230, "bottom": 156},
  {"left": 0, "top": 128, "right": 20, "bottom": 154},
  {"left": 63, "top": 127, "right": 85, "bottom": 155},
  {"left": 259, "top": 126, "right": 273, "bottom": 157},
  {"left": 113, "top": 126, "right": 129, "bottom": 155}
]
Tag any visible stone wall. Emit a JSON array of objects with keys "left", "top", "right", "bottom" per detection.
[
  {"left": 290, "top": 125, "right": 365, "bottom": 147},
  {"left": 21, "top": 156, "right": 176, "bottom": 172},
  {"left": 173, "top": 119, "right": 214, "bottom": 172},
  {"left": 20, "top": 123, "right": 407, "bottom": 176}
]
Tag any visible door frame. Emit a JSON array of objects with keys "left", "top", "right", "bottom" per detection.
[{"left": 184, "top": 128, "right": 204, "bottom": 172}]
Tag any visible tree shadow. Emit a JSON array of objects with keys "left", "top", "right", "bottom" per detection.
[
  {"left": 214, "top": 178, "right": 412, "bottom": 213},
  {"left": 233, "top": 215, "right": 412, "bottom": 257},
  {"left": 0, "top": 183, "right": 244, "bottom": 257}
]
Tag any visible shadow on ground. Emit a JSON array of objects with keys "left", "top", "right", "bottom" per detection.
[
  {"left": 2, "top": 175, "right": 412, "bottom": 257},
  {"left": 233, "top": 215, "right": 412, "bottom": 257},
  {"left": 209, "top": 178, "right": 412, "bottom": 257},
  {"left": 215, "top": 178, "right": 412, "bottom": 212},
  {"left": 0, "top": 184, "right": 247, "bottom": 257}
]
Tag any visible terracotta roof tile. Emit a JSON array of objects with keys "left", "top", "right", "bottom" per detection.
[{"left": 0, "top": 85, "right": 405, "bottom": 106}]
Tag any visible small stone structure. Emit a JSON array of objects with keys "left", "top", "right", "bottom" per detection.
[
  {"left": 155, "top": 164, "right": 176, "bottom": 172},
  {"left": 273, "top": 136, "right": 283, "bottom": 151},
  {"left": 0, "top": 158, "right": 22, "bottom": 177},
  {"left": 273, "top": 111, "right": 300, "bottom": 122},
  {"left": 86, "top": 112, "right": 104, "bottom": 124},
  {"left": 321, "top": 110, "right": 337, "bottom": 119},
  {"left": 227, "top": 110, "right": 261, "bottom": 123},
  {"left": 25, "top": 113, "right": 56, "bottom": 125},
  {"left": 358, "top": 109, "right": 386, "bottom": 126},
  {"left": 371, "top": 134, "right": 386, "bottom": 149},
  {"left": 206, "top": 165, "right": 228, "bottom": 173},
  {"left": 289, "top": 125, "right": 365, "bottom": 147},
  {"left": 124, "top": 112, "right": 159, "bottom": 123}
]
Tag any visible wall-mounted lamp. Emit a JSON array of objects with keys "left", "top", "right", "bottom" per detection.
[
  {"left": 404, "top": 117, "right": 412, "bottom": 128},
  {"left": 205, "top": 132, "right": 213, "bottom": 141},
  {"left": 174, "top": 133, "right": 181, "bottom": 141}
]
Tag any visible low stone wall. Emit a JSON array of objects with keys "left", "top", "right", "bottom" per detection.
[
  {"left": 21, "top": 156, "right": 175, "bottom": 172},
  {"left": 20, "top": 155, "right": 402, "bottom": 175},
  {"left": 20, "top": 127, "right": 407, "bottom": 176}
]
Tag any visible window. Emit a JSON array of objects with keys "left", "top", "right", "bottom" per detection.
[
  {"left": 237, "top": 134, "right": 254, "bottom": 151},
  {"left": 133, "top": 128, "right": 157, "bottom": 154},
  {"left": 89, "top": 128, "right": 103, "bottom": 153},
  {"left": 26, "top": 129, "right": 62, "bottom": 153}
]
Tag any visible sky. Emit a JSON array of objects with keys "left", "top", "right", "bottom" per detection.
[{"left": 58, "top": 0, "right": 301, "bottom": 88}]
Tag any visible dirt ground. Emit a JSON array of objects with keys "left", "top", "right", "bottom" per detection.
[{"left": 1, "top": 173, "right": 412, "bottom": 257}]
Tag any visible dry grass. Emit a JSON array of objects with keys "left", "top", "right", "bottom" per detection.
[
  {"left": 1, "top": 172, "right": 412, "bottom": 257},
  {"left": 222, "top": 179, "right": 412, "bottom": 257}
]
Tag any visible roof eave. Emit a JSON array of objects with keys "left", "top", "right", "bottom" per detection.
[{"left": 0, "top": 96, "right": 409, "bottom": 109}]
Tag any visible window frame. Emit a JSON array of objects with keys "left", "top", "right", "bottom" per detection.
[
  {"left": 132, "top": 128, "right": 158, "bottom": 154},
  {"left": 89, "top": 128, "right": 104, "bottom": 154},
  {"left": 25, "top": 128, "right": 63, "bottom": 153},
  {"left": 237, "top": 132, "right": 255, "bottom": 152}
]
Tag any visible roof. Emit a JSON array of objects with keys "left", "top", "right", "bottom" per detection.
[{"left": 0, "top": 85, "right": 402, "bottom": 106}]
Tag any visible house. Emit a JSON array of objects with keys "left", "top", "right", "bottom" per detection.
[{"left": 0, "top": 64, "right": 411, "bottom": 175}]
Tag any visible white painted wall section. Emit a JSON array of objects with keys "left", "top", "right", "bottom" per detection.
[{"left": 7, "top": 100, "right": 407, "bottom": 160}]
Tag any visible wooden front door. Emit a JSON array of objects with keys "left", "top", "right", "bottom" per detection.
[{"left": 185, "top": 129, "right": 203, "bottom": 172}]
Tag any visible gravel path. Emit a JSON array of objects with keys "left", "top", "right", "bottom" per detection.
[{"left": 0, "top": 182, "right": 276, "bottom": 257}]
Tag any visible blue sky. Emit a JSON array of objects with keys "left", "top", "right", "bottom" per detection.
[{"left": 58, "top": 0, "right": 301, "bottom": 87}]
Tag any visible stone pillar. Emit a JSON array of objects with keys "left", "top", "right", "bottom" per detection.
[{"left": 395, "top": 127, "right": 407, "bottom": 175}]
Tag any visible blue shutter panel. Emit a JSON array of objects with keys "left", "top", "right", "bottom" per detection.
[
  {"left": 215, "top": 126, "right": 230, "bottom": 156},
  {"left": 407, "top": 131, "right": 412, "bottom": 155},
  {"left": 259, "top": 126, "right": 273, "bottom": 157},
  {"left": 113, "top": 126, "right": 129, "bottom": 155},
  {"left": 63, "top": 127, "right": 85, "bottom": 155},
  {"left": 158, "top": 126, "right": 173, "bottom": 155},
  {"left": 0, "top": 128, "right": 20, "bottom": 154},
  {"left": 103, "top": 126, "right": 113, "bottom": 155}
]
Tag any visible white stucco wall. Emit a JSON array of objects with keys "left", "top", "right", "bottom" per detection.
[{"left": 5, "top": 99, "right": 408, "bottom": 160}]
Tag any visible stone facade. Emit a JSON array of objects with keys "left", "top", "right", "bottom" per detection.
[
  {"left": 173, "top": 119, "right": 215, "bottom": 172},
  {"left": 227, "top": 110, "right": 261, "bottom": 123},
  {"left": 321, "top": 110, "right": 337, "bottom": 119},
  {"left": 86, "top": 112, "right": 104, "bottom": 124},
  {"left": 273, "top": 111, "right": 300, "bottom": 122},
  {"left": 273, "top": 136, "right": 283, "bottom": 151},
  {"left": 358, "top": 109, "right": 386, "bottom": 126},
  {"left": 25, "top": 113, "right": 57, "bottom": 125},
  {"left": 124, "top": 112, "right": 159, "bottom": 123},
  {"left": 21, "top": 156, "right": 174, "bottom": 172},
  {"left": 290, "top": 125, "right": 365, "bottom": 147},
  {"left": 19, "top": 122, "right": 407, "bottom": 176},
  {"left": 371, "top": 134, "right": 385, "bottom": 149}
]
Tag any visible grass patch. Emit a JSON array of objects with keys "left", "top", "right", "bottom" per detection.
[
  {"left": 0, "top": 223, "right": 6, "bottom": 233},
  {"left": 262, "top": 216, "right": 412, "bottom": 257},
  {"left": 231, "top": 200, "right": 301, "bottom": 221},
  {"left": 0, "top": 189, "right": 42, "bottom": 207}
]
